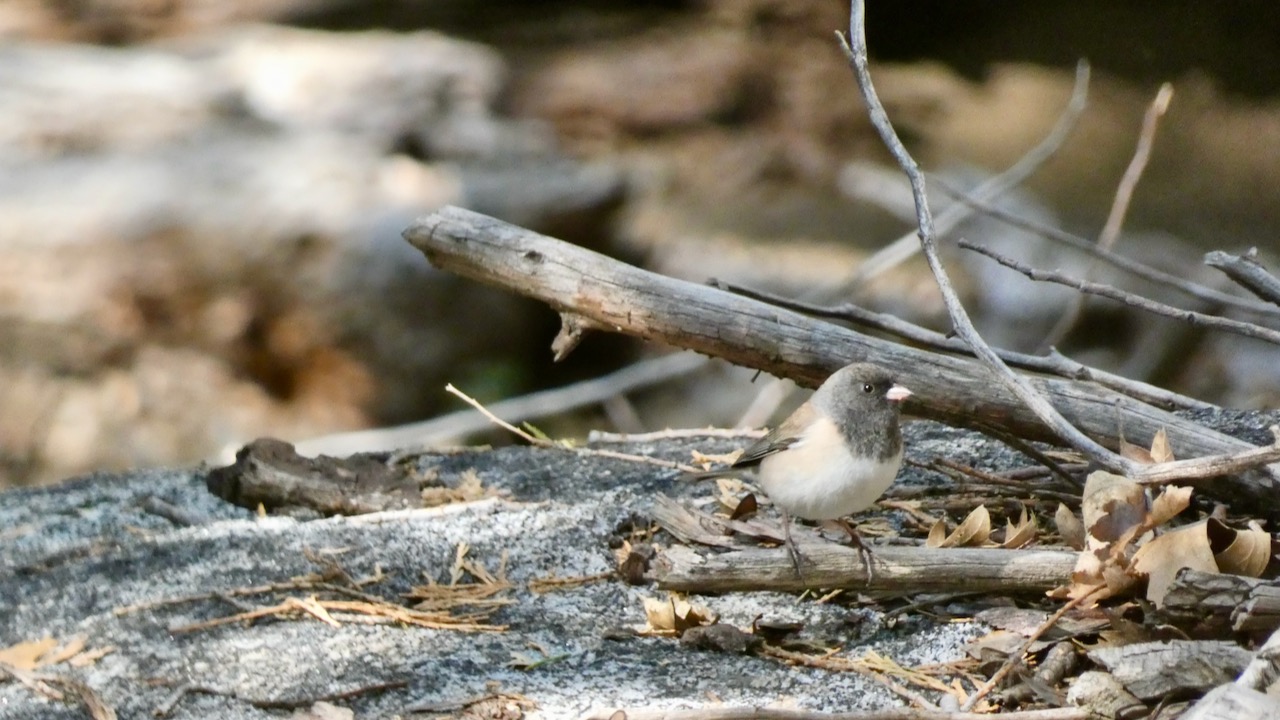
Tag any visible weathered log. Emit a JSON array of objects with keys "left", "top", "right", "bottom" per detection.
[
  {"left": 403, "top": 206, "right": 1280, "bottom": 512},
  {"left": 650, "top": 497, "right": 1077, "bottom": 593},
  {"left": 654, "top": 543, "right": 1077, "bottom": 595}
]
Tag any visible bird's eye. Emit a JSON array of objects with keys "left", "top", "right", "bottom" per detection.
[{"left": 862, "top": 383, "right": 874, "bottom": 394}]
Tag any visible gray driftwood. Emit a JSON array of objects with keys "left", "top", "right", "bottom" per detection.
[
  {"left": 651, "top": 495, "right": 1076, "bottom": 594},
  {"left": 403, "top": 206, "right": 1280, "bottom": 512}
]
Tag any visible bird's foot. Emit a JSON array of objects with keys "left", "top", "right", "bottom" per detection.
[
  {"left": 780, "top": 513, "right": 809, "bottom": 586},
  {"left": 833, "top": 519, "right": 875, "bottom": 584}
]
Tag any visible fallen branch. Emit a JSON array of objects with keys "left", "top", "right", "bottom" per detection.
[
  {"left": 960, "top": 239, "right": 1280, "bottom": 347},
  {"left": 582, "top": 703, "right": 1088, "bottom": 720},
  {"left": 1205, "top": 249, "right": 1280, "bottom": 308},
  {"left": 1159, "top": 569, "right": 1280, "bottom": 634},
  {"left": 652, "top": 495, "right": 1076, "bottom": 594},
  {"left": 402, "top": 206, "right": 1280, "bottom": 511}
]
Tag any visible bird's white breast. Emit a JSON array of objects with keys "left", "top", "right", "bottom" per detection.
[{"left": 755, "top": 415, "right": 903, "bottom": 521}]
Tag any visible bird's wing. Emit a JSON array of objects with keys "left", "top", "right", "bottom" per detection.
[{"left": 730, "top": 402, "right": 816, "bottom": 469}]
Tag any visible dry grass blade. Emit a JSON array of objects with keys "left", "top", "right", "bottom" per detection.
[{"left": 445, "top": 383, "right": 699, "bottom": 473}]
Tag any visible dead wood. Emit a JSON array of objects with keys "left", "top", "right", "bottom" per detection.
[
  {"left": 206, "top": 437, "right": 423, "bottom": 514},
  {"left": 1205, "top": 249, "right": 1280, "bottom": 308},
  {"left": 582, "top": 708, "right": 1089, "bottom": 720},
  {"left": 1181, "top": 684, "right": 1280, "bottom": 720},
  {"left": 1064, "top": 671, "right": 1145, "bottom": 719},
  {"left": 1087, "top": 640, "right": 1251, "bottom": 701},
  {"left": 1159, "top": 569, "right": 1280, "bottom": 635},
  {"left": 650, "top": 495, "right": 1075, "bottom": 594},
  {"left": 402, "top": 206, "right": 1280, "bottom": 513}
]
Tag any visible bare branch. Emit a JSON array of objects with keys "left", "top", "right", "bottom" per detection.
[
  {"left": 836, "top": 61, "right": 1091, "bottom": 295},
  {"left": 1040, "top": 83, "right": 1174, "bottom": 349},
  {"left": 960, "top": 239, "right": 1280, "bottom": 347},
  {"left": 1205, "top": 249, "right": 1280, "bottom": 307},
  {"left": 292, "top": 353, "right": 709, "bottom": 457},
  {"left": 838, "top": 1, "right": 1143, "bottom": 478},
  {"left": 712, "top": 279, "right": 1211, "bottom": 412},
  {"left": 934, "top": 180, "right": 1280, "bottom": 321}
]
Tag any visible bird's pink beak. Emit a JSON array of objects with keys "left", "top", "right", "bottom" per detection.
[{"left": 886, "top": 384, "right": 912, "bottom": 403}]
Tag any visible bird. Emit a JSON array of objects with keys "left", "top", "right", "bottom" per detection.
[{"left": 699, "top": 362, "right": 911, "bottom": 578}]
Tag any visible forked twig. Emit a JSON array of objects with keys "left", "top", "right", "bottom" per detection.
[
  {"left": 713, "top": 279, "right": 1209, "bottom": 412},
  {"left": 934, "top": 181, "right": 1280, "bottom": 320},
  {"left": 837, "top": 0, "right": 1144, "bottom": 479},
  {"left": 960, "top": 240, "right": 1280, "bottom": 347},
  {"left": 834, "top": 60, "right": 1091, "bottom": 295},
  {"left": 1205, "top": 249, "right": 1280, "bottom": 307},
  {"left": 1040, "top": 83, "right": 1174, "bottom": 350}
]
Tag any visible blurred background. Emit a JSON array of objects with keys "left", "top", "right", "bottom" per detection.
[{"left": 2, "top": 0, "right": 1279, "bottom": 487}]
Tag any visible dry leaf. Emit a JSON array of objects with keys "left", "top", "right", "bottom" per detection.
[
  {"left": 1149, "top": 428, "right": 1174, "bottom": 463},
  {"left": 1211, "top": 519, "right": 1271, "bottom": 577},
  {"left": 1131, "top": 521, "right": 1218, "bottom": 607},
  {"left": 1081, "top": 471, "right": 1146, "bottom": 543},
  {"left": 729, "top": 493, "right": 758, "bottom": 521},
  {"left": 933, "top": 505, "right": 992, "bottom": 548},
  {"left": 1119, "top": 436, "right": 1153, "bottom": 463},
  {"left": 1055, "top": 473, "right": 1151, "bottom": 603},
  {"left": 1146, "top": 485, "right": 1192, "bottom": 527},
  {"left": 964, "top": 629, "right": 1024, "bottom": 659},
  {"left": 1002, "top": 507, "right": 1038, "bottom": 549},
  {"left": 1055, "top": 503, "right": 1085, "bottom": 550},
  {"left": 926, "top": 518, "right": 947, "bottom": 548},
  {"left": 641, "top": 595, "right": 716, "bottom": 636}
]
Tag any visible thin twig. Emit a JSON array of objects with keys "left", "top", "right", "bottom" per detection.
[
  {"left": 444, "top": 383, "right": 700, "bottom": 474},
  {"left": 833, "top": 60, "right": 1092, "bottom": 296},
  {"left": 960, "top": 585, "right": 1105, "bottom": 711},
  {"left": 293, "top": 352, "right": 710, "bottom": 457},
  {"left": 1040, "top": 83, "right": 1174, "bottom": 350},
  {"left": 1132, "top": 426, "right": 1280, "bottom": 485},
  {"left": 967, "top": 420, "right": 1084, "bottom": 489},
  {"left": 713, "top": 279, "right": 1209, "bottom": 412},
  {"left": 838, "top": 1, "right": 1143, "bottom": 479},
  {"left": 933, "top": 180, "right": 1280, "bottom": 320},
  {"left": 960, "top": 239, "right": 1280, "bottom": 347},
  {"left": 588, "top": 427, "right": 765, "bottom": 443},
  {"left": 758, "top": 645, "right": 942, "bottom": 710},
  {"left": 446, "top": 384, "right": 541, "bottom": 444},
  {"left": 1205, "top": 249, "right": 1280, "bottom": 307}
]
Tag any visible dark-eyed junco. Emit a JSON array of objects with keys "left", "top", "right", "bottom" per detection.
[{"left": 700, "top": 362, "right": 911, "bottom": 576}]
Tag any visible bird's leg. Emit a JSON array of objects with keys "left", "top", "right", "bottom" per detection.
[
  {"left": 780, "top": 510, "right": 807, "bottom": 584},
  {"left": 835, "top": 519, "right": 875, "bottom": 583}
]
